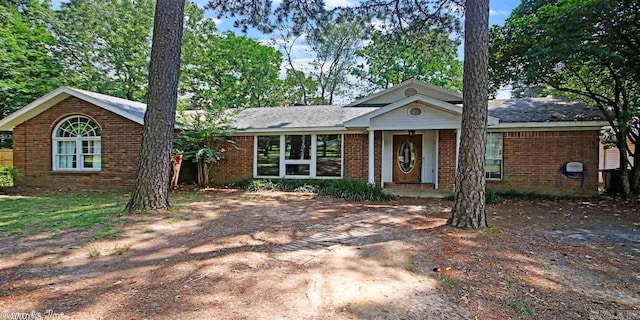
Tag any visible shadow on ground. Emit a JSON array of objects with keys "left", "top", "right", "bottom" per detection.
[{"left": 0, "top": 190, "right": 638, "bottom": 319}]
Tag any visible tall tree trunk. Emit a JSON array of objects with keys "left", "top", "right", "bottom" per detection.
[
  {"left": 448, "top": 0, "right": 490, "bottom": 229},
  {"left": 126, "top": 0, "right": 186, "bottom": 212},
  {"left": 616, "top": 130, "right": 632, "bottom": 198}
]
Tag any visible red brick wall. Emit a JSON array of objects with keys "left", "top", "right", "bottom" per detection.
[
  {"left": 343, "top": 134, "right": 368, "bottom": 181},
  {"left": 488, "top": 130, "right": 600, "bottom": 194},
  {"left": 438, "top": 129, "right": 457, "bottom": 189},
  {"left": 13, "top": 97, "right": 143, "bottom": 189},
  {"left": 210, "top": 136, "right": 254, "bottom": 184}
]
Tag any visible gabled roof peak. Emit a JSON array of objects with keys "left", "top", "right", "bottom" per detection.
[
  {"left": 0, "top": 87, "right": 146, "bottom": 131},
  {"left": 347, "top": 78, "right": 463, "bottom": 107}
]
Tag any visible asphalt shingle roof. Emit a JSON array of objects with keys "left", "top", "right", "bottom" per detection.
[
  {"left": 65, "top": 89, "right": 608, "bottom": 128},
  {"left": 488, "top": 97, "right": 605, "bottom": 123},
  {"left": 233, "top": 105, "right": 378, "bottom": 129}
]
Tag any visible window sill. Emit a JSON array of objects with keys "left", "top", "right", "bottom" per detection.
[{"left": 51, "top": 170, "right": 101, "bottom": 174}]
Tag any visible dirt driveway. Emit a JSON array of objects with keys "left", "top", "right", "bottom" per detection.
[{"left": 0, "top": 190, "right": 638, "bottom": 319}]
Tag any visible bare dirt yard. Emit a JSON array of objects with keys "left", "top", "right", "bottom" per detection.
[{"left": 0, "top": 189, "right": 639, "bottom": 319}]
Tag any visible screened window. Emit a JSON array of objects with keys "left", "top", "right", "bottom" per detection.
[
  {"left": 53, "top": 116, "right": 101, "bottom": 171},
  {"left": 485, "top": 132, "right": 503, "bottom": 180},
  {"left": 316, "top": 135, "right": 342, "bottom": 177},
  {"left": 256, "top": 136, "right": 281, "bottom": 176}
]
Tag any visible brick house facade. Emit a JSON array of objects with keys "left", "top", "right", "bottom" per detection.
[
  {"left": 0, "top": 81, "right": 607, "bottom": 195},
  {"left": 12, "top": 97, "right": 142, "bottom": 189}
]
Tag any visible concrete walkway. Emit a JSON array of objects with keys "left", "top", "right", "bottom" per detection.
[{"left": 383, "top": 187, "right": 450, "bottom": 199}]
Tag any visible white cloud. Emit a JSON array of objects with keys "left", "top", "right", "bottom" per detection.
[
  {"left": 325, "top": 0, "right": 355, "bottom": 9},
  {"left": 489, "top": 9, "right": 509, "bottom": 16}
]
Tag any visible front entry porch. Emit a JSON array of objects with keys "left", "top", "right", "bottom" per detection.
[
  {"left": 367, "top": 128, "right": 461, "bottom": 191},
  {"left": 382, "top": 186, "right": 450, "bottom": 198}
]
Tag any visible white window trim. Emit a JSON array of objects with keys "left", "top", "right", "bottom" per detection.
[
  {"left": 485, "top": 132, "right": 503, "bottom": 181},
  {"left": 52, "top": 116, "right": 102, "bottom": 172},
  {"left": 254, "top": 134, "right": 344, "bottom": 179}
]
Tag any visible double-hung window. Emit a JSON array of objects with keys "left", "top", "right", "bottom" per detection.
[
  {"left": 254, "top": 134, "right": 343, "bottom": 178},
  {"left": 52, "top": 116, "right": 102, "bottom": 171},
  {"left": 485, "top": 132, "right": 503, "bottom": 180}
]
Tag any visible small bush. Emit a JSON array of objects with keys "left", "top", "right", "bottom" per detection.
[
  {"left": 232, "top": 179, "right": 393, "bottom": 202},
  {"left": 319, "top": 179, "right": 392, "bottom": 202},
  {"left": 0, "top": 166, "right": 19, "bottom": 188}
]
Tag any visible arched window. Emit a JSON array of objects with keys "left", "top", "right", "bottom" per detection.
[{"left": 52, "top": 116, "right": 101, "bottom": 171}]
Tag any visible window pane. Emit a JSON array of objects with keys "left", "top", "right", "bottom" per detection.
[
  {"left": 485, "top": 133, "right": 503, "bottom": 179},
  {"left": 485, "top": 159, "right": 502, "bottom": 179},
  {"left": 58, "top": 141, "right": 76, "bottom": 154},
  {"left": 286, "top": 164, "right": 310, "bottom": 176},
  {"left": 316, "top": 135, "right": 342, "bottom": 177},
  {"left": 285, "top": 135, "right": 311, "bottom": 160},
  {"left": 58, "top": 155, "right": 76, "bottom": 169},
  {"left": 83, "top": 155, "right": 94, "bottom": 168},
  {"left": 83, "top": 140, "right": 94, "bottom": 154},
  {"left": 257, "top": 136, "right": 280, "bottom": 176},
  {"left": 486, "top": 133, "right": 503, "bottom": 159}
]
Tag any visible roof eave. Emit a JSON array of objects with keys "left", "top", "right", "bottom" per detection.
[{"left": 0, "top": 87, "right": 145, "bottom": 131}]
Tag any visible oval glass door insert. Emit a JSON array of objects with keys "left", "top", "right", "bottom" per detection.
[{"left": 398, "top": 140, "right": 416, "bottom": 173}]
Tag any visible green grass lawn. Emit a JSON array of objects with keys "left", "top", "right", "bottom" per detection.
[{"left": 0, "top": 191, "right": 203, "bottom": 237}]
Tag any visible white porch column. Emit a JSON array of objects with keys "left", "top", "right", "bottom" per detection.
[
  {"left": 368, "top": 129, "right": 375, "bottom": 184},
  {"left": 455, "top": 128, "right": 461, "bottom": 170}
]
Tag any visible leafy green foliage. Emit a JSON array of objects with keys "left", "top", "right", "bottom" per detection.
[
  {"left": 56, "top": 0, "right": 283, "bottom": 107},
  {"left": 181, "top": 23, "right": 284, "bottom": 109},
  {"left": 307, "top": 21, "right": 365, "bottom": 104},
  {"left": 355, "top": 27, "right": 462, "bottom": 92},
  {"left": 0, "top": 0, "right": 61, "bottom": 119},
  {"left": 278, "top": 69, "right": 318, "bottom": 106},
  {"left": 234, "top": 179, "right": 393, "bottom": 202},
  {"left": 174, "top": 110, "right": 237, "bottom": 186},
  {"left": 490, "top": 0, "right": 639, "bottom": 196},
  {"left": 55, "top": 0, "right": 156, "bottom": 101},
  {"left": 0, "top": 166, "right": 19, "bottom": 188}
]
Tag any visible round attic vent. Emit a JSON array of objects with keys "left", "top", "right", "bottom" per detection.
[
  {"left": 404, "top": 87, "right": 418, "bottom": 97},
  {"left": 408, "top": 106, "right": 423, "bottom": 117}
]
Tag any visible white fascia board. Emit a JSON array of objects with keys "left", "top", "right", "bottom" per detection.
[
  {"left": 231, "top": 127, "right": 364, "bottom": 136},
  {"left": 345, "top": 94, "right": 499, "bottom": 127},
  {"left": 0, "top": 87, "right": 145, "bottom": 131},
  {"left": 488, "top": 121, "right": 607, "bottom": 131},
  {"left": 0, "top": 88, "right": 71, "bottom": 131},
  {"left": 346, "top": 78, "right": 463, "bottom": 107}
]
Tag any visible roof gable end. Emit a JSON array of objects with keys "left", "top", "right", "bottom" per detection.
[
  {"left": 0, "top": 87, "right": 145, "bottom": 131},
  {"left": 347, "top": 78, "right": 463, "bottom": 106},
  {"left": 345, "top": 94, "right": 499, "bottom": 128}
]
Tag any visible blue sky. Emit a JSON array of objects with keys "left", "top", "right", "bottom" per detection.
[{"left": 51, "top": 0, "right": 521, "bottom": 99}]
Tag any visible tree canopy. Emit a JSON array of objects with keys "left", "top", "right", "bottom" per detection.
[
  {"left": 490, "top": 0, "right": 640, "bottom": 196},
  {"left": 0, "top": 0, "right": 61, "bottom": 118},
  {"left": 354, "top": 26, "right": 462, "bottom": 92}
]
